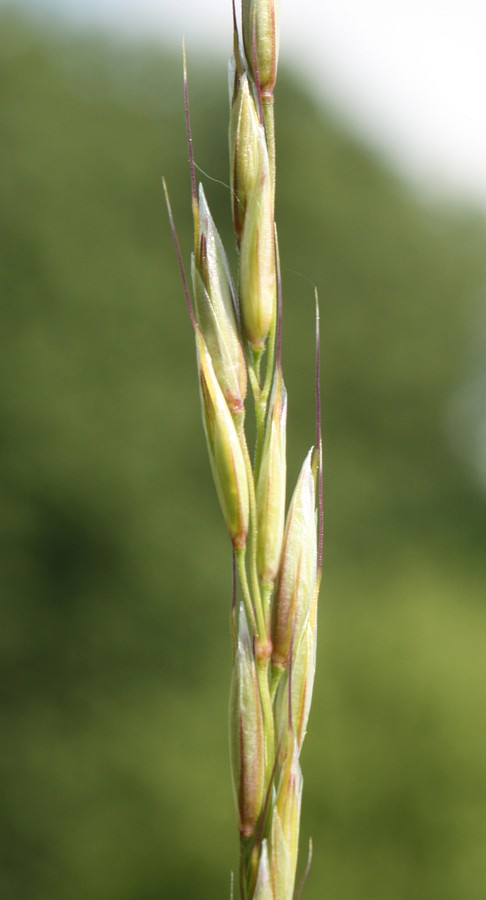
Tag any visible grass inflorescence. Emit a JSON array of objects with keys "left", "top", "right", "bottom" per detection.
[{"left": 165, "top": 3, "right": 323, "bottom": 896}]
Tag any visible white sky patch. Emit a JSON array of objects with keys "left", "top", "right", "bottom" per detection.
[{"left": 9, "top": 0, "right": 486, "bottom": 204}]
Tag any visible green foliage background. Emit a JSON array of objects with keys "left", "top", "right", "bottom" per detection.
[{"left": 1, "top": 9, "right": 486, "bottom": 899}]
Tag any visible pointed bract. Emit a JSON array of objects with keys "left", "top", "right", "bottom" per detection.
[
  {"left": 229, "top": 73, "right": 262, "bottom": 241},
  {"left": 272, "top": 740, "right": 302, "bottom": 900},
  {"left": 242, "top": 0, "right": 280, "bottom": 95},
  {"left": 192, "top": 184, "right": 247, "bottom": 414},
  {"left": 271, "top": 450, "right": 317, "bottom": 667},
  {"left": 197, "top": 331, "right": 249, "bottom": 549},
  {"left": 230, "top": 608, "right": 266, "bottom": 837},
  {"left": 274, "top": 593, "right": 317, "bottom": 752},
  {"left": 253, "top": 841, "right": 275, "bottom": 900},
  {"left": 269, "top": 812, "right": 290, "bottom": 900},
  {"left": 239, "top": 131, "right": 276, "bottom": 349},
  {"left": 256, "top": 368, "right": 287, "bottom": 588}
]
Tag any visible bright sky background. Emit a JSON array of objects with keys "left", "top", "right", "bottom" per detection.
[
  {"left": 14, "top": 0, "right": 486, "bottom": 207},
  {"left": 8, "top": 0, "right": 486, "bottom": 483}
]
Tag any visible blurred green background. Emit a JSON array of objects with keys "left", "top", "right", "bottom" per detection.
[{"left": 1, "top": 8, "right": 486, "bottom": 899}]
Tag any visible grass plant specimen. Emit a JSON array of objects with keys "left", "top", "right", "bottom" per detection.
[{"left": 164, "top": 2, "right": 323, "bottom": 896}]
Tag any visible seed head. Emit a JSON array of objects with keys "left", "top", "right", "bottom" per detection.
[
  {"left": 256, "top": 368, "right": 287, "bottom": 588},
  {"left": 196, "top": 330, "right": 249, "bottom": 549},
  {"left": 239, "top": 131, "right": 276, "bottom": 350},
  {"left": 229, "top": 72, "right": 262, "bottom": 242},
  {"left": 275, "top": 594, "right": 317, "bottom": 751},
  {"left": 270, "top": 740, "right": 302, "bottom": 900},
  {"left": 271, "top": 450, "right": 317, "bottom": 668},
  {"left": 230, "top": 608, "right": 265, "bottom": 837},
  {"left": 242, "top": 0, "right": 279, "bottom": 96},
  {"left": 192, "top": 184, "right": 247, "bottom": 415}
]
